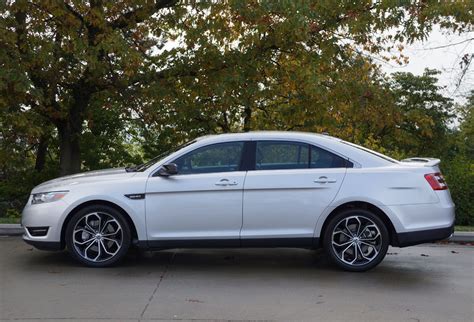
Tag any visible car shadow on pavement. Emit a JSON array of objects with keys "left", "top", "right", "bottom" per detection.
[
  {"left": 143, "top": 248, "right": 428, "bottom": 288},
  {"left": 20, "top": 246, "right": 431, "bottom": 290}
]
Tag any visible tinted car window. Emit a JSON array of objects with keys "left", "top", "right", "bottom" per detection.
[
  {"left": 256, "top": 141, "right": 309, "bottom": 170},
  {"left": 310, "top": 145, "right": 348, "bottom": 168},
  {"left": 174, "top": 142, "right": 244, "bottom": 174}
]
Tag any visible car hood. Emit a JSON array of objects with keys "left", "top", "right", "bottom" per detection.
[{"left": 32, "top": 168, "right": 136, "bottom": 193}]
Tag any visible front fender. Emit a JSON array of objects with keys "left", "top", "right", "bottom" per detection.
[{"left": 59, "top": 194, "right": 147, "bottom": 241}]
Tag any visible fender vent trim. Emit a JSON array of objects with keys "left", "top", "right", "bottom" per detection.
[{"left": 124, "top": 193, "right": 145, "bottom": 200}]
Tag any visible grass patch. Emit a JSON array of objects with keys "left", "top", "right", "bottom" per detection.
[
  {"left": 455, "top": 225, "right": 474, "bottom": 232},
  {"left": 0, "top": 217, "right": 21, "bottom": 224}
]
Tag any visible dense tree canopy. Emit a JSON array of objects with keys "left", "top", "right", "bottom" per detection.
[{"left": 0, "top": 0, "right": 473, "bottom": 223}]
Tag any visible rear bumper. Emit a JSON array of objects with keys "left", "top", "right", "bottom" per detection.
[
  {"left": 385, "top": 202, "right": 455, "bottom": 233},
  {"left": 394, "top": 224, "right": 454, "bottom": 247}
]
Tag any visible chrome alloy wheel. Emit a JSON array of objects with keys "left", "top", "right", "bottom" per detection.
[
  {"left": 72, "top": 212, "right": 123, "bottom": 263},
  {"left": 331, "top": 215, "right": 382, "bottom": 266}
]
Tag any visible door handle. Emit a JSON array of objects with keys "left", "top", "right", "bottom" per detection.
[
  {"left": 215, "top": 179, "right": 238, "bottom": 186},
  {"left": 314, "top": 176, "right": 337, "bottom": 184}
]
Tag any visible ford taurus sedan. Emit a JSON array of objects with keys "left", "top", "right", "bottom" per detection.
[{"left": 21, "top": 132, "right": 455, "bottom": 271}]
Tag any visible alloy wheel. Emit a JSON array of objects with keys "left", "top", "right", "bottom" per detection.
[
  {"left": 331, "top": 215, "right": 382, "bottom": 266},
  {"left": 72, "top": 212, "right": 123, "bottom": 263}
]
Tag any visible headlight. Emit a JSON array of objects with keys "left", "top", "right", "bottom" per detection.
[{"left": 31, "top": 191, "right": 68, "bottom": 205}]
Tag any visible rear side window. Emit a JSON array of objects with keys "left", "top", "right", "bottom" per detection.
[
  {"left": 256, "top": 141, "right": 309, "bottom": 170},
  {"left": 255, "top": 141, "right": 351, "bottom": 170},
  {"left": 311, "top": 145, "right": 349, "bottom": 168},
  {"left": 342, "top": 141, "right": 397, "bottom": 163},
  {"left": 174, "top": 142, "right": 244, "bottom": 174}
]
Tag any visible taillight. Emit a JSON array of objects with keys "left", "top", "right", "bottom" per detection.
[{"left": 424, "top": 173, "right": 448, "bottom": 190}]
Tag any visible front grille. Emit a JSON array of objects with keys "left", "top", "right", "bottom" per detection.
[{"left": 27, "top": 226, "right": 49, "bottom": 237}]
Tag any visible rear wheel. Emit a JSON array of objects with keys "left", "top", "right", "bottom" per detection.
[
  {"left": 323, "top": 209, "right": 389, "bottom": 272},
  {"left": 65, "top": 205, "right": 131, "bottom": 267}
]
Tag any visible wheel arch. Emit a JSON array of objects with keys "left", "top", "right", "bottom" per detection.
[
  {"left": 319, "top": 201, "right": 398, "bottom": 247},
  {"left": 60, "top": 200, "right": 139, "bottom": 249}
]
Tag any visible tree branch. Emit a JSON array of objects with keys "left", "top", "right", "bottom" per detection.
[{"left": 110, "top": 0, "right": 178, "bottom": 30}]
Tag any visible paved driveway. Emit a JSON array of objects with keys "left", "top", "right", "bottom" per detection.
[{"left": 0, "top": 236, "right": 473, "bottom": 322}]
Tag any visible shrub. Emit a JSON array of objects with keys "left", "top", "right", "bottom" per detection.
[{"left": 442, "top": 156, "right": 474, "bottom": 225}]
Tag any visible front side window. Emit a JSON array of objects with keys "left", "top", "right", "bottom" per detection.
[
  {"left": 256, "top": 141, "right": 309, "bottom": 170},
  {"left": 173, "top": 142, "right": 244, "bottom": 175}
]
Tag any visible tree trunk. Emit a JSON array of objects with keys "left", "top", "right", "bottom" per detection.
[
  {"left": 57, "top": 88, "right": 88, "bottom": 176},
  {"left": 243, "top": 105, "right": 252, "bottom": 132},
  {"left": 34, "top": 135, "right": 48, "bottom": 172},
  {"left": 57, "top": 122, "right": 82, "bottom": 176},
  {"left": 219, "top": 111, "right": 230, "bottom": 133}
]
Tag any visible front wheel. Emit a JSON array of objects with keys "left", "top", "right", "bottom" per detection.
[
  {"left": 65, "top": 205, "right": 131, "bottom": 267},
  {"left": 323, "top": 209, "right": 389, "bottom": 272}
]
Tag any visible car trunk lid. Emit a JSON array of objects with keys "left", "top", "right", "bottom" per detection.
[{"left": 399, "top": 157, "right": 441, "bottom": 167}]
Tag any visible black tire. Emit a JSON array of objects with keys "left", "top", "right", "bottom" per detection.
[
  {"left": 65, "top": 204, "right": 131, "bottom": 267},
  {"left": 323, "top": 209, "right": 389, "bottom": 272}
]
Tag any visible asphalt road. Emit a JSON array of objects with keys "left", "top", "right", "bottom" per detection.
[{"left": 0, "top": 236, "right": 473, "bottom": 322}]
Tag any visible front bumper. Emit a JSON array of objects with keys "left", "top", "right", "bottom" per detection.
[
  {"left": 21, "top": 197, "right": 68, "bottom": 250},
  {"left": 23, "top": 239, "right": 63, "bottom": 251},
  {"left": 394, "top": 224, "right": 454, "bottom": 247}
]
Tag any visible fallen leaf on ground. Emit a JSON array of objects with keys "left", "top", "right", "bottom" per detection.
[{"left": 186, "top": 298, "right": 204, "bottom": 303}]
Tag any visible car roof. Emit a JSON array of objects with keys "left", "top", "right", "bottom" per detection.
[{"left": 195, "top": 131, "right": 340, "bottom": 143}]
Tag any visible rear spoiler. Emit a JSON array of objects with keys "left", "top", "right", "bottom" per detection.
[{"left": 400, "top": 157, "right": 441, "bottom": 167}]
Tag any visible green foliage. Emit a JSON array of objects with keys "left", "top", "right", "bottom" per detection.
[
  {"left": 442, "top": 155, "right": 474, "bottom": 225},
  {"left": 5, "top": 208, "right": 21, "bottom": 220},
  {"left": 455, "top": 226, "right": 474, "bottom": 232},
  {"left": 0, "top": 165, "right": 58, "bottom": 219},
  {"left": 440, "top": 93, "right": 474, "bottom": 225},
  {"left": 387, "top": 69, "right": 454, "bottom": 156},
  {"left": 0, "top": 217, "right": 20, "bottom": 224}
]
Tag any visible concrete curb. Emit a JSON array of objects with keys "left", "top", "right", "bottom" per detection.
[
  {"left": 449, "top": 232, "right": 474, "bottom": 243},
  {"left": 1, "top": 223, "right": 473, "bottom": 242},
  {"left": 0, "top": 224, "right": 23, "bottom": 236}
]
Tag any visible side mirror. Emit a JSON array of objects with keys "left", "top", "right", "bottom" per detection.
[{"left": 157, "top": 163, "right": 178, "bottom": 176}]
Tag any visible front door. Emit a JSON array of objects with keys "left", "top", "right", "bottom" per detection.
[{"left": 145, "top": 141, "right": 247, "bottom": 247}]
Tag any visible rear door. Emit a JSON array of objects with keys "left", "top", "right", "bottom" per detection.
[{"left": 241, "top": 140, "right": 348, "bottom": 246}]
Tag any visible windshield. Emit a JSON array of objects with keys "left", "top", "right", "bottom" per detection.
[{"left": 127, "top": 140, "right": 197, "bottom": 172}]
